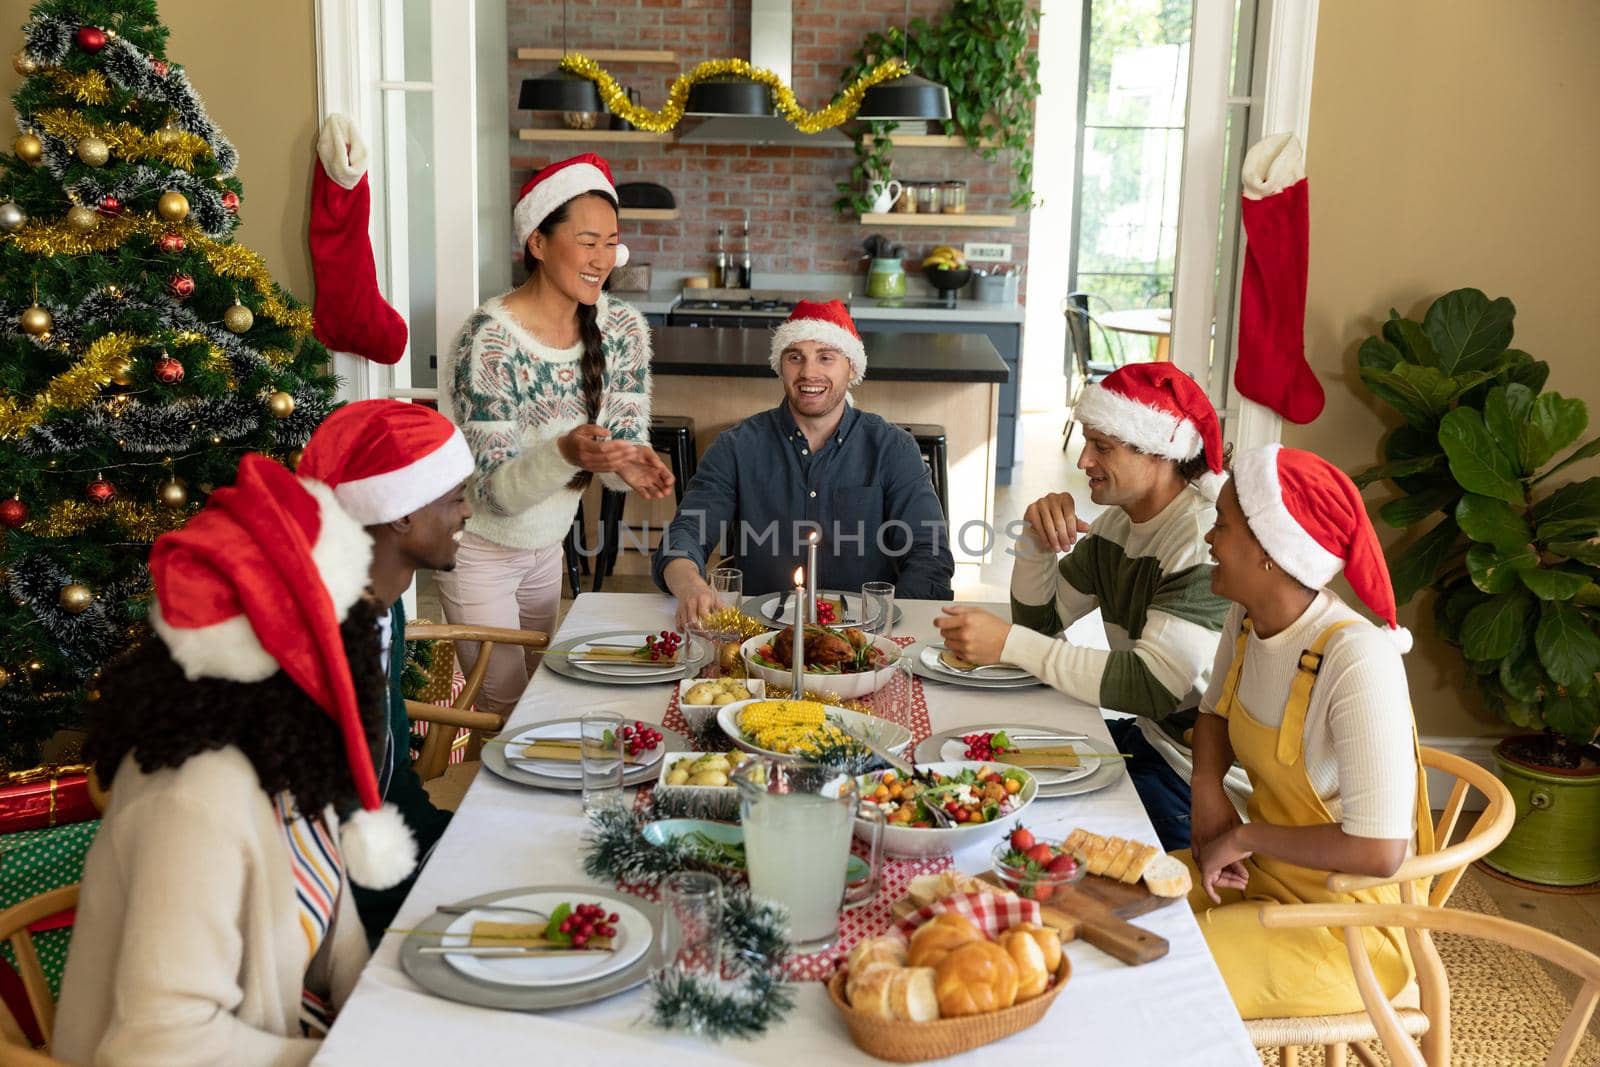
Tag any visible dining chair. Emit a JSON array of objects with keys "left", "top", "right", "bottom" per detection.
[
  {"left": 1145, "top": 289, "right": 1173, "bottom": 309},
  {"left": 1061, "top": 292, "right": 1125, "bottom": 452},
  {"left": 0, "top": 885, "right": 77, "bottom": 1054},
  {"left": 1244, "top": 747, "right": 1515, "bottom": 1066},
  {"left": 402, "top": 623, "right": 550, "bottom": 781},
  {"left": 1260, "top": 901, "right": 1600, "bottom": 1067}
]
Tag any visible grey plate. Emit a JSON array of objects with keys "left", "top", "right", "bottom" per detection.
[
  {"left": 741, "top": 589, "right": 904, "bottom": 630},
  {"left": 903, "top": 641, "right": 1043, "bottom": 690},
  {"left": 916, "top": 723, "right": 1124, "bottom": 799},
  {"left": 400, "top": 883, "right": 674, "bottom": 1011},
  {"left": 482, "top": 717, "right": 688, "bottom": 791},
  {"left": 542, "top": 630, "right": 713, "bottom": 686}
]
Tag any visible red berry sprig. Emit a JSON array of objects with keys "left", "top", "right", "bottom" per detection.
[
  {"left": 960, "top": 731, "right": 1016, "bottom": 760},
  {"left": 619, "top": 720, "right": 663, "bottom": 757},
  {"left": 556, "top": 902, "right": 620, "bottom": 948},
  {"left": 641, "top": 629, "right": 683, "bottom": 662},
  {"left": 816, "top": 598, "right": 838, "bottom": 625}
]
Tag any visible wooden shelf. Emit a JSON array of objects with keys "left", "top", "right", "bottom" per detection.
[
  {"left": 516, "top": 48, "right": 677, "bottom": 64},
  {"left": 860, "top": 212, "right": 1018, "bottom": 229},
  {"left": 862, "top": 133, "right": 1002, "bottom": 149},
  {"left": 619, "top": 208, "right": 679, "bottom": 221},
  {"left": 518, "top": 128, "right": 673, "bottom": 144}
]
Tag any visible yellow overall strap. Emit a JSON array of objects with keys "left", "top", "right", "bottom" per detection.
[
  {"left": 1276, "top": 619, "right": 1361, "bottom": 767},
  {"left": 1213, "top": 619, "right": 1253, "bottom": 720}
]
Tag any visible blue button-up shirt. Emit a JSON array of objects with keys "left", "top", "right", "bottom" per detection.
[{"left": 652, "top": 402, "right": 954, "bottom": 600}]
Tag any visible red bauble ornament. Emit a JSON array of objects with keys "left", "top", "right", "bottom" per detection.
[
  {"left": 150, "top": 58, "right": 168, "bottom": 77},
  {"left": 99, "top": 194, "right": 122, "bottom": 215},
  {"left": 221, "top": 190, "right": 240, "bottom": 214},
  {"left": 0, "top": 497, "right": 26, "bottom": 529},
  {"left": 168, "top": 274, "right": 195, "bottom": 300},
  {"left": 158, "top": 231, "right": 186, "bottom": 253},
  {"left": 75, "top": 26, "right": 108, "bottom": 53},
  {"left": 154, "top": 355, "right": 184, "bottom": 384},
  {"left": 86, "top": 477, "right": 115, "bottom": 504}
]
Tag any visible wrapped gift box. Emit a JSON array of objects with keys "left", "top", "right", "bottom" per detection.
[{"left": 0, "top": 765, "right": 99, "bottom": 834}]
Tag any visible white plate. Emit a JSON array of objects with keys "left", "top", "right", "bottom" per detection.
[
  {"left": 716, "top": 698, "right": 913, "bottom": 759},
  {"left": 742, "top": 590, "right": 903, "bottom": 629},
  {"left": 506, "top": 721, "right": 665, "bottom": 781},
  {"left": 939, "top": 734, "right": 1096, "bottom": 786},
  {"left": 570, "top": 633, "right": 684, "bottom": 677},
  {"left": 920, "top": 645, "right": 1032, "bottom": 683},
  {"left": 438, "top": 891, "right": 652, "bottom": 988}
]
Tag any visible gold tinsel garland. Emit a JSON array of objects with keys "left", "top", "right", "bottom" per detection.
[
  {"left": 0, "top": 332, "right": 139, "bottom": 439},
  {"left": 558, "top": 54, "right": 910, "bottom": 135},
  {"left": 45, "top": 70, "right": 113, "bottom": 106},
  {"left": 25, "top": 498, "right": 192, "bottom": 541},
  {"left": 34, "top": 108, "right": 213, "bottom": 170},
  {"left": 2, "top": 217, "right": 313, "bottom": 337}
]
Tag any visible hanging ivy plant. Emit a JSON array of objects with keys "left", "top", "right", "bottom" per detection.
[{"left": 835, "top": 0, "right": 1042, "bottom": 215}]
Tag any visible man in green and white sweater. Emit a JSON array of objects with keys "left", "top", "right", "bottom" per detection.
[{"left": 936, "top": 363, "right": 1237, "bottom": 850}]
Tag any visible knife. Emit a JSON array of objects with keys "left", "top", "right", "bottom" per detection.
[{"left": 417, "top": 945, "right": 616, "bottom": 958}]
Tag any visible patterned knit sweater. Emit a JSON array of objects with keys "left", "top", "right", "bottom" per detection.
[
  {"left": 1003, "top": 485, "right": 1230, "bottom": 746},
  {"left": 446, "top": 293, "right": 652, "bottom": 551}
]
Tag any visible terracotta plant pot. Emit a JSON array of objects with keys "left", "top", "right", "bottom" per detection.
[{"left": 1483, "top": 735, "right": 1600, "bottom": 886}]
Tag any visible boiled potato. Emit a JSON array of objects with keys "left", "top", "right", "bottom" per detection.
[
  {"left": 689, "top": 770, "right": 729, "bottom": 787},
  {"left": 666, "top": 767, "right": 691, "bottom": 785},
  {"left": 712, "top": 692, "right": 742, "bottom": 706},
  {"left": 684, "top": 683, "right": 719, "bottom": 706},
  {"left": 691, "top": 755, "right": 731, "bottom": 773}
]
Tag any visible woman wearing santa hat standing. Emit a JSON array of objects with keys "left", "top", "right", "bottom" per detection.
[
  {"left": 1179, "top": 443, "right": 1433, "bottom": 1019},
  {"left": 437, "top": 153, "right": 674, "bottom": 712}
]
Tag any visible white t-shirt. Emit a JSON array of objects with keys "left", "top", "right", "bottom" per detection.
[{"left": 1199, "top": 590, "right": 1419, "bottom": 840}]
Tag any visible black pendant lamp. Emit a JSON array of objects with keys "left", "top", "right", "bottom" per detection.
[
  {"left": 856, "top": 72, "right": 951, "bottom": 122},
  {"left": 519, "top": 69, "right": 603, "bottom": 113},
  {"left": 684, "top": 76, "right": 774, "bottom": 117}
]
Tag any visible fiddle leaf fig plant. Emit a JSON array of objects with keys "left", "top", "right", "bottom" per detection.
[{"left": 1353, "top": 288, "right": 1600, "bottom": 762}]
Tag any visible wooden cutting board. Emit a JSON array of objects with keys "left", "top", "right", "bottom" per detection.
[{"left": 976, "top": 871, "right": 1176, "bottom": 966}]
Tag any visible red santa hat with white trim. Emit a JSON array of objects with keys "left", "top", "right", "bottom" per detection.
[
  {"left": 769, "top": 299, "right": 868, "bottom": 385},
  {"left": 513, "top": 152, "right": 629, "bottom": 267},
  {"left": 1072, "top": 361, "right": 1224, "bottom": 496},
  {"left": 146, "top": 453, "right": 417, "bottom": 888},
  {"left": 1232, "top": 443, "right": 1411, "bottom": 652},
  {"left": 297, "top": 399, "right": 474, "bottom": 525}
]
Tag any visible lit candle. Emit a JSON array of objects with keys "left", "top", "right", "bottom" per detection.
[
  {"left": 791, "top": 566, "right": 806, "bottom": 696},
  {"left": 805, "top": 530, "right": 820, "bottom": 624}
]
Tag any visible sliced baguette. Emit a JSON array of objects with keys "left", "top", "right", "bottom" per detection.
[
  {"left": 1064, "top": 828, "right": 1089, "bottom": 852},
  {"left": 1142, "top": 852, "right": 1193, "bottom": 898},
  {"left": 889, "top": 966, "right": 940, "bottom": 1022},
  {"left": 1105, "top": 837, "right": 1143, "bottom": 881},
  {"left": 1086, "top": 835, "right": 1125, "bottom": 877},
  {"left": 1121, "top": 843, "right": 1160, "bottom": 885},
  {"left": 848, "top": 965, "right": 898, "bottom": 1018}
]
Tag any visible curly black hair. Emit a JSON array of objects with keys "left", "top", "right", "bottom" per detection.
[
  {"left": 85, "top": 597, "right": 390, "bottom": 816},
  {"left": 1177, "top": 442, "right": 1235, "bottom": 484}
]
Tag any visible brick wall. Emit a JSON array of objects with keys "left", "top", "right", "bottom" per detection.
[{"left": 506, "top": 0, "right": 1032, "bottom": 281}]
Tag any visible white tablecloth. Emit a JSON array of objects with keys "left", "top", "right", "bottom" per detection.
[{"left": 313, "top": 594, "right": 1256, "bottom": 1065}]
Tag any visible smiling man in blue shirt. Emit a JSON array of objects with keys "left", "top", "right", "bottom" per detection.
[{"left": 654, "top": 300, "right": 954, "bottom": 626}]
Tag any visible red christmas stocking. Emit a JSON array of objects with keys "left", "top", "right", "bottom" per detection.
[
  {"left": 1236, "top": 133, "right": 1323, "bottom": 424},
  {"left": 309, "top": 115, "right": 408, "bottom": 366}
]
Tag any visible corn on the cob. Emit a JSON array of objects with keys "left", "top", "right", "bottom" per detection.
[{"left": 738, "top": 700, "right": 845, "bottom": 754}]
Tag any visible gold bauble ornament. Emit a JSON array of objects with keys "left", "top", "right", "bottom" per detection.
[
  {"left": 158, "top": 479, "right": 188, "bottom": 509},
  {"left": 15, "top": 133, "right": 44, "bottom": 166},
  {"left": 76, "top": 135, "right": 110, "bottom": 167},
  {"left": 267, "top": 391, "right": 296, "bottom": 419},
  {"left": 156, "top": 120, "right": 182, "bottom": 146},
  {"left": 0, "top": 665, "right": 9, "bottom": 688},
  {"left": 157, "top": 189, "right": 190, "bottom": 222},
  {"left": 0, "top": 201, "right": 25, "bottom": 233},
  {"left": 110, "top": 360, "right": 135, "bottom": 386},
  {"left": 58, "top": 583, "right": 93, "bottom": 614},
  {"left": 66, "top": 204, "right": 100, "bottom": 233},
  {"left": 19, "top": 304, "right": 53, "bottom": 336},
  {"left": 13, "top": 51, "right": 39, "bottom": 76},
  {"left": 288, "top": 448, "right": 303, "bottom": 469},
  {"left": 222, "top": 302, "right": 254, "bottom": 333}
]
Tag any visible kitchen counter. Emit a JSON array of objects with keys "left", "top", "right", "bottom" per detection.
[
  {"left": 614, "top": 290, "right": 1024, "bottom": 324},
  {"left": 649, "top": 325, "right": 1008, "bottom": 383}
]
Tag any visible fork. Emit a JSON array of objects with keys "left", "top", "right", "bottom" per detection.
[
  {"left": 435, "top": 903, "right": 550, "bottom": 920},
  {"left": 931, "top": 647, "right": 1026, "bottom": 675}
]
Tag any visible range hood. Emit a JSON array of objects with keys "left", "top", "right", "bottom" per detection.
[{"left": 676, "top": 0, "right": 851, "bottom": 147}]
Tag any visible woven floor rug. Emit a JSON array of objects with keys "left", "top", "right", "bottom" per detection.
[{"left": 1252, "top": 870, "right": 1600, "bottom": 1065}]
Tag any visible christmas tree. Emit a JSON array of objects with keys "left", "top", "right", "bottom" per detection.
[{"left": 0, "top": 0, "right": 336, "bottom": 767}]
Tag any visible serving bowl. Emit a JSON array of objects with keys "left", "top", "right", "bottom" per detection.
[
  {"left": 852, "top": 761, "right": 1038, "bottom": 858},
  {"left": 739, "top": 631, "right": 903, "bottom": 700}
]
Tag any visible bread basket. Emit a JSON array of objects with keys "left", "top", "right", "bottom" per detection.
[{"left": 825, "top": 956, "right": 1072, "bottom": 1062}]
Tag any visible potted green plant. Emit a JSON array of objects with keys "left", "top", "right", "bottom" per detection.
[{"left": 1352, "top": 288, "right": 1600, "bottom": 886}]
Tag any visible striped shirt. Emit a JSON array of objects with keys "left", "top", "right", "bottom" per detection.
[
  {"left": 1002, "top": 484, "right": 1229, "bottom": 745},
  {"left": 274, "top": 793, "right": 342, "bottom": 1036}
]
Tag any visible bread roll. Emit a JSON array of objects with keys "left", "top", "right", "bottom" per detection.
[
  {"left": 907, "top": 912, "right": 984, "bottom": 968},
  {"left": 847, "top": 936, "right": 907, "bottom": 975},
  {"left": 1121, "top": 843, "right": 1160, "bottom": 885},
  {"left": 888, "top": 966, "right": 940, "bottom": 1022},
  {"left": 847, "top": 965, "right": 898, "bottom": 1018},
  {"left": 1143, "top": 853, "right": 1194, "bottom": 898},
  {"left": 932, "top": 941, "right": 1020, "bottom": 1016},
  {"left": 997, "top": 927, "right": 1050, "bottom": 1000},
  {"left": 1006, "top": 921, "right": 1062, "bottom": 974}
]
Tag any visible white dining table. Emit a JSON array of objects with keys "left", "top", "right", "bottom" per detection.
[{"left": 313, "top": 593, "right": 1256, "bottom": 1066}]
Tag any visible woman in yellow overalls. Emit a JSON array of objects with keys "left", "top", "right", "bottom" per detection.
[{"left": 1175, "top": 444, "right": 1433, "bottom": 1018}]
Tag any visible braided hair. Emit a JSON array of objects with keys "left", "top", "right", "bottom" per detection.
[{"left": 522, "top": 190, "right": 618, "bottom": 490}]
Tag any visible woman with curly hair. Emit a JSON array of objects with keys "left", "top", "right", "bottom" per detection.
[
  {"left": 55, "top": 455, "right": 413, "bottom": 1067},
  {"left": 437, "top": 152, "right": 673, "bottom": 713}
]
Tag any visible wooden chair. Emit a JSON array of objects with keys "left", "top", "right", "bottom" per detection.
[
  {"left": 1244, "top": 746, "right": 1515, "bottom": 1067},
  {"left": 402, "top": 623, "right": 549, "bottom": 782},
  {"left": 1261, "top": 902, "right": 1600, "bottom": 1067},
  {"left": 0, "top": 885, "right": 77, "bottom": 1053}
]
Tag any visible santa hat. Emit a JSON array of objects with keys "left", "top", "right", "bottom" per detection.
[
  {"left": 146, "top": 454, "right": 417, "bottom": 888},
  {"left": 298, "top": 400, "right": 474, "bottom": 525},
  {"left": 1233, "top": 443, "right": 1411, "bottom": 651},
  {"left": 769, "top": 299, "right": 868, "bottom": 385},
  {"left": 513, "top": 152, "right": 629, "bottom": 267},
  {"left": 1073, "top": 362, "right": 1224, "bottom": 495}
]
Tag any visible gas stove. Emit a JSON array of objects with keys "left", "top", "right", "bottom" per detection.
[{"left": 667, "top": 289, "right": 850, "bottom": 328}]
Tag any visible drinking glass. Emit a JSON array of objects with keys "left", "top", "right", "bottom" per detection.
[
  {"left": 709, "top": 566, "right": 743, "bottom": 611},
  {"left": 861, "top": 581, "right": 896, "bottom": 637},
  {"left": 580, "top": 710, "right": 625, "bottom": 815},
  {"left": 663, "top": 871, "right": 723, "bottom": 979}
]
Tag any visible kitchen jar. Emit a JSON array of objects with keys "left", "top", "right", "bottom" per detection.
[
  {"left": 940, "top": 180, "right": 967, "bottom": 214},
  {"left": 914, "top": 182, "right": 942, "bottom": 214}
]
